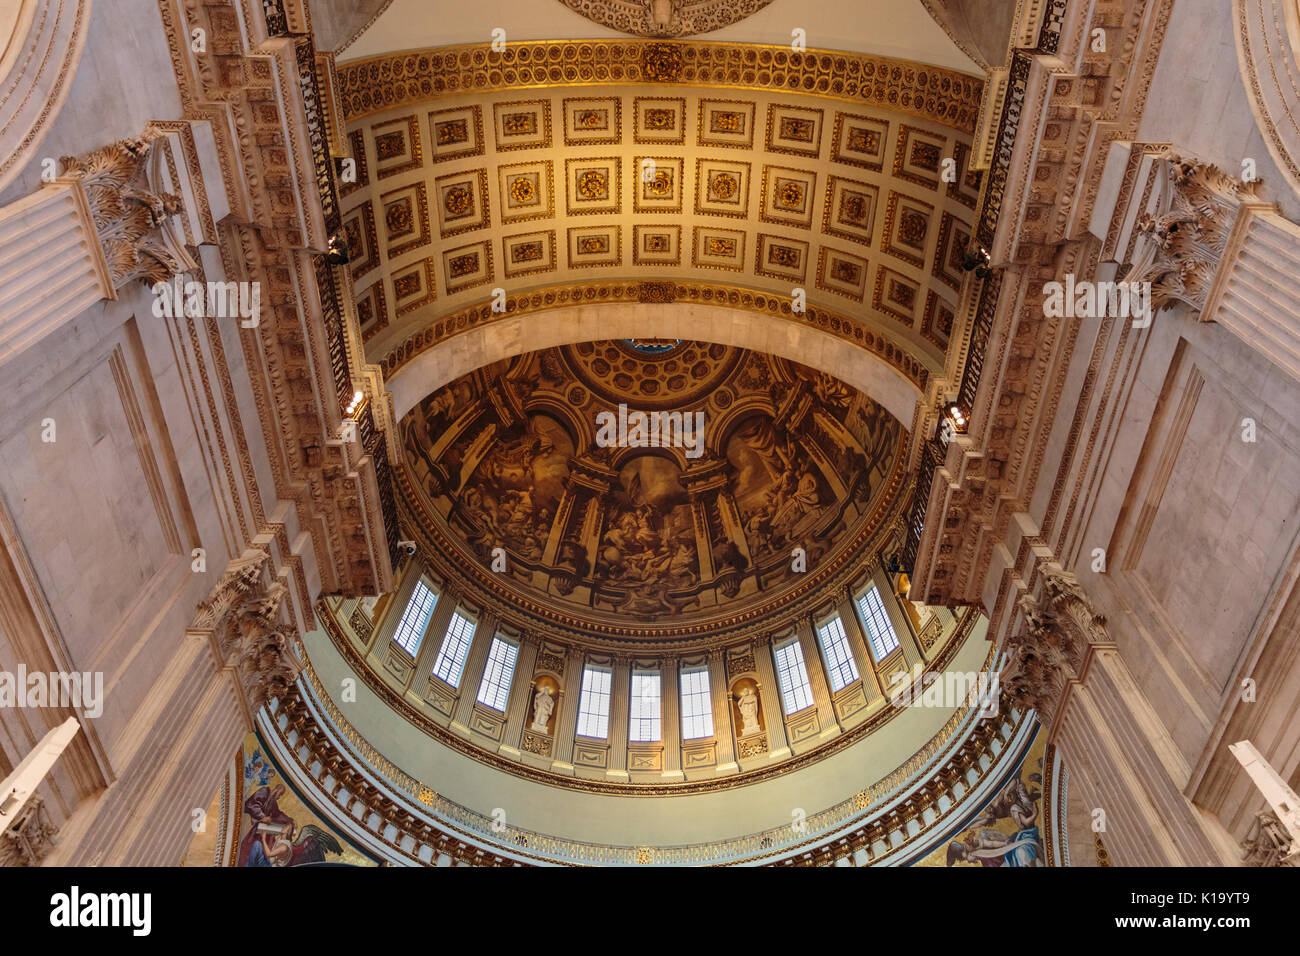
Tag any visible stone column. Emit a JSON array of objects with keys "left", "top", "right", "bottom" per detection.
[{"left": 752, "top": 635, "right": 790, "bottom": 756}]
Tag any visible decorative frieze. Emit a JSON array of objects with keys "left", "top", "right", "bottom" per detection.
[{"left": 337, "top": 41, "right": 982, "bottom": 133}]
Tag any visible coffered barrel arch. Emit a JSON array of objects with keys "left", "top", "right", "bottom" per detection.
[{"left": 335, "top": 43, "right": 984, "bottom": 393}]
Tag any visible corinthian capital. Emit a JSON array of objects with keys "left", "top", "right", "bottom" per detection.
[{"left": 58, "top": 126, "right": 197, "bottom": 290}]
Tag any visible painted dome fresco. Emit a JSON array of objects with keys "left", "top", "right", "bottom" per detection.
[{"left": 397, "top": 340, "right": 907, "bottom": 637}]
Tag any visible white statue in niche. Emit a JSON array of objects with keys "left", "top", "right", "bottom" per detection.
[
  {"left": 736, "top": 686, "right": 761, "bottom": 737},
  {"left": 531, "top": 685, "right": 555, "bottom": 733}
]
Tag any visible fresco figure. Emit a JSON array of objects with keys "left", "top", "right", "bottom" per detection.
[
  {"left": 945, "top": 771, "right": 1044, "bottom": 867},
  {"left": 238, "top": 782, "right": 345, "bottom": 867}
]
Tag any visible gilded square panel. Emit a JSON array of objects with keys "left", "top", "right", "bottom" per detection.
[
  {"left": 694, "top": 158, "right": 751, "bottom": 219},
  {"left": 766, "top": 104, "right": 824, "bottom": 158},
  {"left": 566, "top": 225, "right": 622, "bottom": 268},
  {"left": 632, "top": 224, "right": 682, "bottom": 266},
  {"left": 344, "top": 201, "right": 378, "bottom": 280},
  {"left": 498, "top": 160, "right": 554, "bottom": 224},
  {"left": 831, "top": 112, "right": 889, "bottom": 171},
  {"left": 502, "top": 229, "right": 558, "bottom": 279},
  {"left": 633, "top": 96, "right": 687, "bottom": 144},
  {"left": 816, "top": 247, "right": 870, "bottom": 302},
  {"left": 754, "top": 234, "right": 809, "bottom": 283},
  {"left": 493, "top": 99, "right": 552, "bottom": 151},
  {"left": 340, "top": 130, "right": 369, "bottom": 197},
  {"left": 893, "top": 124, "right": 948, "bottom": 190},
  {"left": 380, "top": 181, "right": 431, "bottom": 258},
  {"left": 564, "top": 156, "right": 622, "bottom": 216},
  {"left": 698, "top": 99, "right": 757, "bottom": 149},
  {"left": 873, "top": 264, "right": 921, "bottom": 326},
  {"left": 691, "top": 227, "right": 746, "bottom": 272},
  {"left": 427, "top": 105, "right": 485, "bottom": 163},
  {"left": 822, "top": 175, "right": 878, "bottom": 246},
  {"left": 563, "top": 96, "right": 622, "bottom": 145},
  {"left": 880, "top": 190, "right": 934, "bottom": 268},
  {"left": 371, "top": 115, "right": 422, "bottom": 179},
  {"left": 433, "top": 168, "right": 490, "bottom": 238},
  {"left": 759, "top": 164, "right": 817, "bottom": 228},
  {"left": 633, "top": 156, "right": 683, "bottom": 214},
  {"left": 392, "top": 257, "right": 437, "bottom": 317},
  {"left": 922, "top": 290, "right": 957, "bottom": 351},
  {"left": 932, "top": 211, "right": 971, "bottom": 292},
  {"left": 355, "top": 280, "right": 388, "bottom": 342},
  {"left": 442, "top": 239, "right": 494, "bottom": 294}
]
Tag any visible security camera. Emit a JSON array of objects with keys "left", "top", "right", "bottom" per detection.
[
  {"left": 398, "top": 540, "right": 417, "bottom": 556},
  {"left": 325, "top": 232, "right": 351, "bottom": 265}
]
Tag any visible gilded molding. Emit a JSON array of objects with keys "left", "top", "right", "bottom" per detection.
[{"left": 336, "top": 41, "right": 983, "bottom": 133}]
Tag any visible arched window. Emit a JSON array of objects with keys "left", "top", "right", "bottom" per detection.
[
  {"left": 475, "top": 636, "right": 519, "bottom": 712},
  {"left": 576, "top": 665, "right": 612, "bottom": 739},
  {"left": 773, "top": 639, "right": 814, "bottom": 715},
  {"left": 432, "top": 610, "right": 476, "bottom": 686},
  {"left": 391, "top": 580, "right": 438, "bottom": 656},
  {"left": 816, "top": 614, "right": 860, "bottom": 692},
  {"left": 856, "top": 585, "right": 901, "bottom": 660},
  {"left": 679, "top": 666, "right": 714, "bottom": 740},
  {"left": 628, "top": 670, "right": 662, "bottom": 742}
]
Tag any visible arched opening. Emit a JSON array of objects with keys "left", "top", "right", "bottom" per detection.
[{"left": 386, "top": 301, "right": 925, "bottom": 428}]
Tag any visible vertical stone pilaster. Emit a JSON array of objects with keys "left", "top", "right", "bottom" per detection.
[
  {"left": 1003, "top": 565, "right": 1231, "bottom": 866},
  {"left": 796, "top": 616, "right": 838, "bottom": 732},
  {"left": 753, "top": 635, "right": 790, "bottom": 755},
  {"left": 708, "top": 650, "right": 736, "bottom": 769},
  {"left": 502, "top": 637, "right": 539, "bottom": 749},
  {"left": 551, "top": 646, "right": 585, "bottom": 764},
  {"left": 409, "top": 584, "right": 459, "bottom": 692},
  {"left": 660, "top": 657, "right": 682, "bottom": 775},
  {"left": 451, "top": 610, "right": 497, "bottom": 726},
  {"left": 607, "top": 657, "right": 631, "bottom": 773}
]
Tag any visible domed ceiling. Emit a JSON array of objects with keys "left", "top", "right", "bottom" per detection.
[{"left": 398, "top": 340, "right": 907, "bottom": 634}]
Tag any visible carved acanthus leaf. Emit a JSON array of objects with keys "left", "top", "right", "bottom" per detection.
[
  {"left": 1132, "top": 151, "right": 1258, "bottom": 315},
  {"left": 59, "top": 128, "right": 196, "bottom": 289}
]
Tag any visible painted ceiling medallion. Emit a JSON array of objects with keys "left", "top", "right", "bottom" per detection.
[{"left": 557, "top": 0, "right": 775, "bottom": 38}]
